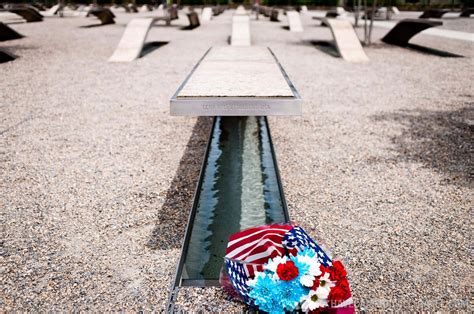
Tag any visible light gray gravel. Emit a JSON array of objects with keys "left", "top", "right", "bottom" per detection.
[{"left": 1, "top": 8, "right": 472, "bottom": 312}]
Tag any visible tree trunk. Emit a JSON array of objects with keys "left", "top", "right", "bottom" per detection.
[{"left": 363, "top": 0, "right": 368, "bottom": 45}]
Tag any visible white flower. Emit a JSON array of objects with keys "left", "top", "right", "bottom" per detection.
[
  {"left": 263, "top": 255, "right": 288, "bottom": 273},
  {"left": 301, "top": 287, "right": 330, "bottom": 312},
  {"left": 300, "top": 274, "right": 315, "bottom": 287},
  {"left": 318, "top": 272, "right": 336, "bottom": 292},
  {"left": 296, "top": 254, "right": 322, "bottom": 287}
]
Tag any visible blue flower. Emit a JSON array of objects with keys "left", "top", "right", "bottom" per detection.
[
  {"left": 290, "top": 248, "right": 315, "bottom": 278},
  {"left": 277, "top": 279, "right": 308, "bottom": 311},
  {"left": 248, "top": 273, "right": 278, "bottom": 307},
  {"left": 257, "top": 296, "right": 286, "bottom": 314}
]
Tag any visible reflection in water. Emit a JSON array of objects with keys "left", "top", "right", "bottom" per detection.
[{"left": 182, "top": 117, "right": 287, "bottom": 282}]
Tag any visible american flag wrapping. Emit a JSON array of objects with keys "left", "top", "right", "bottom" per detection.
[{"left": 222, "top": 224, "right": 354, "bottom": 312}]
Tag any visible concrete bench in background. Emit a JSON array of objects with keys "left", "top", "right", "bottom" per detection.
[
  {"left": 186, "top": 11, "right": 200, "bottom": 29},
  {"left": 0, "top": 22, "right": 23, "bottom": 41},
  {"left": 324, "top": 18, "right": 369, "bottom": 63},
  {"left": 154, "top": 7, "right": 179, "bottom": 26},
  {"left": 270, "top": 8, "right": 279, "bottom": 21},
  {"left": 202, "top": 7, "right": 212, "bottom": 21},
  {"left": 460, "top": 8, "right": 473, "bottom": 17},
  {"left": 108, "top": 18, "right": 157, "bottom": 62},
  {"left": 235, "top": 5, "right": 246, "bottom": 15},
  {"left": 212, "top": 6, "right": 225, "bottom": 16},
  {"left": 286, "top": 11, "right": 303, "bottom": 32},
  {"left": 231, "top": 15, "right": 251, "bottom": 46},
  {"left": 3, "top": 6, "right": 43, "bottom": 22},
  {"left": 419, "top": 9, "right": 449, "bottom": 19},
  {"left": 43, "top": 4, "right": 61, "bottom": 16},
  {"left": 382, "top": 18, "right": 442, "bottom": 47},
  {"left": 0, "top": 50, "right": 16, "bottom": 63},
  {"left": 87, "top": 7, "right": 115, "bottom": 25}
]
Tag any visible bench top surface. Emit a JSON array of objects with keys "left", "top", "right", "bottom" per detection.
[{"left": 176, "top": 46, "right": 295, "bottom": 98}]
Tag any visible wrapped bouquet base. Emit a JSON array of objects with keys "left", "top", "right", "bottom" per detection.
[{"left": 220, "top": 224, "right": 354, "bottom": 313}]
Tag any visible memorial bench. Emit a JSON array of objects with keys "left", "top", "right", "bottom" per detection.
[
  {"left": 185, "top": 11, "right": 200, "bottom": 29},
  {"left": 231, "top": 14, "right": 250, "bottom": 46},
  {"left": 286, "top": 10, "right": 303, "bottom": 32},
  {"left": 109, "top": 11, "right": 199, "bottom": 62},
  {"left": 212, "top": 5, "right": 225, "bottom": 16},
  {"left": 0, "top": 22, "right": 23, "bottom": 41},
  {"left": 460, "top": 8, "right": 473, "bottom": 17},
  {"left": 154, "top": 6, "right": 179, "bottom": 26},
  {"left": 1, "top": 6, "right": 43, "bottom": 22},
  {"left": 201, "top": 7, "right": 212, "bottom": 21},
  {"left": 86, "top": 7, "right": 115, "bottom": 25},
  {"left": 259, "top": 6, "right": 279, "bottom": 21},
  {"left": 0, "top": 50, "right": 15, "bottom": 63},
  {"left": 382, "top": 18, "right": 442, "bottom": 47},
  {"left": 419, "top": 9, "right": 449, "bottom": 19},
  {"left": 323, "top": 18, "right": 369, "bottom": 63},
  {"left": 170, "top": 46, "right": 302, "bottom": 116},
  {"left": 167, "top": 45, "right": 301, "bottom": 310}
]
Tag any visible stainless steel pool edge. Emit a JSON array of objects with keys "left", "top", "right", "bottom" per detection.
[
  {"left": 166, "top": 117, "right": 290, "bottom": 312},
  {"left": 166, "top": 117, "right": 218, "bottom": 313},
  {"left": 170, "top": 47, "right": 303, "bottom": 117},
  {"left": 264, "top": 116, "right": 291, "bottom": 223}
]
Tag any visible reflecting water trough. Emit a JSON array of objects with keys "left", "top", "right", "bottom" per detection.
[{"left": 178, "top": 116, "right": 289, "bottom": 286}]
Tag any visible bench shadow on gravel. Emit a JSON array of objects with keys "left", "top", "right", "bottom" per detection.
[
  {"left": 140, "top": 41, "right": 169, "bottom": 58},
  {"left": 308, "top": 40, "right": 340, "bottom": 58},
  {"left": 147, "top": 117, "right": 213, "bottom": 249},
  {"left": 373, "top": 106, "right": 473, "bottom": 187}
]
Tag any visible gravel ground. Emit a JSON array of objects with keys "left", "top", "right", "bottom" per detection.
[{"left": 1, "top": 9, "right": 472, "bottom": 312}]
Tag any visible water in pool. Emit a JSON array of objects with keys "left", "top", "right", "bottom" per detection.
[{"left": 181, "top": 116, "right": 288, "bottom": 284}]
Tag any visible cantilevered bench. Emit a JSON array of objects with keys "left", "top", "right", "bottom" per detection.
[
  {"left": 231, "top": 14, "right": 250, "bottom": 46},
  {"left": 87, "top": 7, "right": 115, "bottom": 25},
  {"left": 460, "top": 8, "right": 473, "bottom": 17},
  {"left": 155, "top": 7, "right": 179, "bottom": 26},
  {"left": 382, "top": 18, "right": 442, "bottom": 47},
  {"left": 170, "top": 46, "right": 302, "bottom": 116},
  {"left": 43, "top": 4, "right": 61, "bottom": 16},
  {"left": 270, "top": 8, "right": 279, "bottom": 21},
  {"left": 202, "top": 7, "right": 213, "bottom": 21},
  {"left": 286, "top": 10, "right": 303, "bottom": 32},
  {"left": 2, "top": 6, "right": 43, "bottom": 22},
  {"left": 0, "top": 22, "right": 23, "bottom": 41},
  {"left": 186, "top": 11, "right": 200, "bottom": 29},
  {"left": 109, "top": 12, "right": 199, "bottom": 62},
  {"left": 212, "top": 5, "right": 225, "bottom": 16},
  {"left": 419, "top": 9, "right": 449, "bottom": 19},
  {"left": 235, "top": 5, "right": 246, "bottom": 15},
  {"left": 108, "top": 17, "right": 157, "bottom": 62},
  {"left": 323, "top": 18, "right": 369, "bottom": 63}
]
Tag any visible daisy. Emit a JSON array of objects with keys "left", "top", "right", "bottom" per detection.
[
  {"left": 301, "top": 287, "right": 330, "bottom": 312},
  {"left": 317, "top": 272, "right": 336, "bottom": 292}
]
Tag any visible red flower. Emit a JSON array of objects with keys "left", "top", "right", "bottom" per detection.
[
  {"left": 276, "top": 261, "right": 299, "bottom": 281},
  {"left": 330, "top": 261, "right": 347, "bottom": 281},
  {"left": 320, "top": 260, "right": 347, "bottom": 282},
  {"left": 328, "top": 278, "right": 351, "bottom": 304}
]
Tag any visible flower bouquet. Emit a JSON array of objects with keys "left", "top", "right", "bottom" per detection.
[{"left": 221, "top": 224, "right": 354, "bottom": 313}]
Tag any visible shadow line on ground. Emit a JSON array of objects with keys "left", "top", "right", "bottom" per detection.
[{"left": 147, "top": 117, "right": 213, "bottom": 250}]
